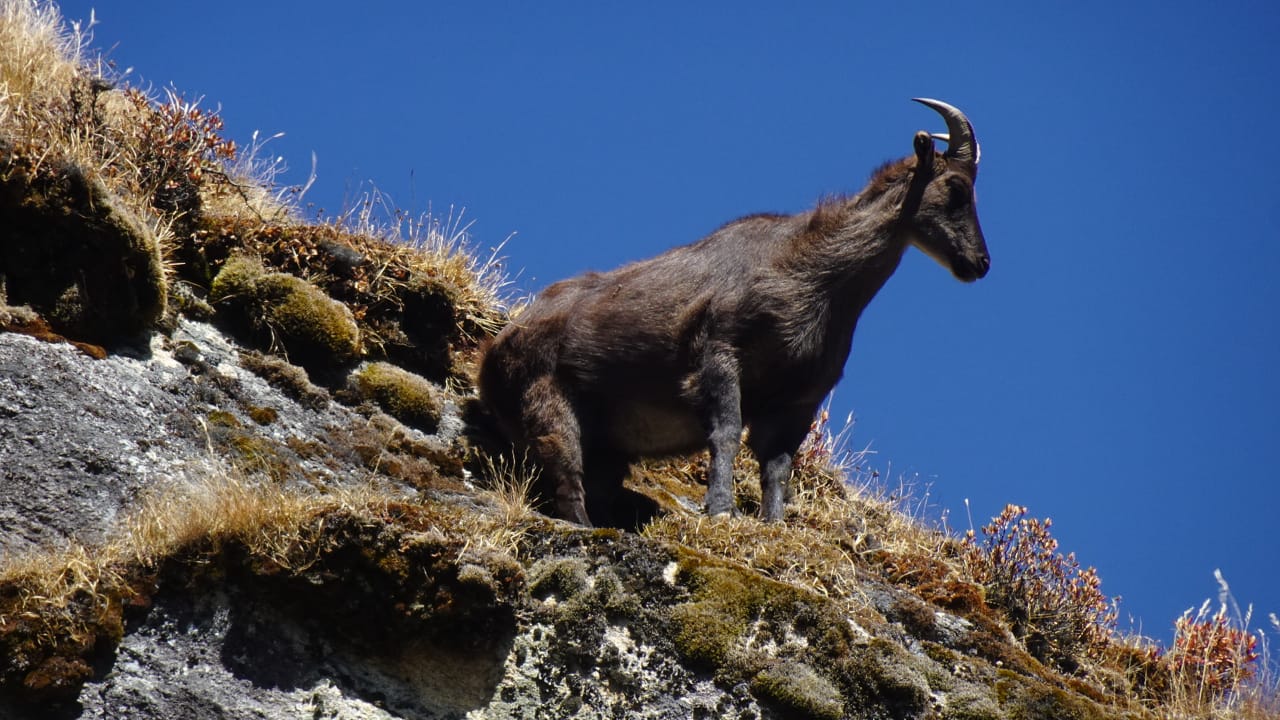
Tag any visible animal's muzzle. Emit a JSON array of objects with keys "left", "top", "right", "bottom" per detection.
[{"left": 955, "top": 254, "right": 990, "bottom": 282}]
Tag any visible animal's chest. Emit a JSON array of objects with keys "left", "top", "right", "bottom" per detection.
[
  {"left": 601, "top": 398, "right": 704, "bottom": 458},
  {"left": 738, "top": 313, "right": 856, "bottom": 407}
]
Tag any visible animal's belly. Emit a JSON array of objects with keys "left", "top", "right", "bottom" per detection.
[{"left": 604, "top": 400, "right": 705, "bottom": 457}]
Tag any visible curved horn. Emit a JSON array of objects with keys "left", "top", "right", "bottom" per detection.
[{"left": 912, "top": 98, "right": 979, "bottom": 166}]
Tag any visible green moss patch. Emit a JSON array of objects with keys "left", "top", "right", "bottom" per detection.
[
  {"left": 209, "top": 254, "right": 362, "bottom": 375},
  {"left": 349, "top": 361, "right": 442, "bottom": 432},
  {"left": 837, "top": 637, "right": 933, "bottom": 718},
  {"left": 666, "top": 553, "right": 866, "bottom": 716},
  {"left": 994, "top": 669, "right": 1127, "bottom": 720},
  {"left": 751, "top": 660, "right": 844, "bottom": 720},
  {"left": 670, "top": 564, "right": 772, "bottom": 670},
  {"left": 528, "top": 557, "right": 591, "bottom": 600}
]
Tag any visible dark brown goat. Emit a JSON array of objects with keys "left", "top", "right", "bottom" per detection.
[{"left": 480, "top": 99, "right": 989, "bottom": 526}]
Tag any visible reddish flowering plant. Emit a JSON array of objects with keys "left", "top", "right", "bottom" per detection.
[
  {"left": 1165, "top": 600, "right": 1260, "bottom": 702},
  {"left": 964, "top": 504, "right": 1118, "bottom": 668},
  {"left": 794, "top": 407, "right": 837, "bottom": 472},
  {"left": 115, "top": 87, "right": 237, "bottom": 217}
]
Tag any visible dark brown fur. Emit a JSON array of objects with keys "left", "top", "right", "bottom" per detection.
[{"left": 480, "top": 129, "right": 989, "bottom": 526}]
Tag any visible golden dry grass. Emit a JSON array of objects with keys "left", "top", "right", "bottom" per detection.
[
  {"left": 1, "top": 1, "right": 513, "bottom": 357},
  {"left": 0, "top": 469, "right": 338, "bottom": 661},
  {"left": 640, "top": 405, "right": 953, "bottom": 619},
  {"left": 0, "top": 0, "right": 89, "bottom": 128},
  {"left": 464, "top": 449, "right": 542, "bottom": 557},
  {"left": 334, "top": 191, "right": 514, "bottom": 343},
  {"left": 0, "top": 466, "right": 535, "bottom": 662}
]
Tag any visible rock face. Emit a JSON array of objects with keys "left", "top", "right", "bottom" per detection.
[
  {"left": 0, "top": 316, "right": 1146, "bottom": 720},
  {"left": 0, "top": 320, "right": 366, "bottom": 557}
]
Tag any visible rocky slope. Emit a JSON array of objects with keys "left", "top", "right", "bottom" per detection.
[
  {"left": 0, "top": 220, "right": 1150, "bottom": 720},
  {"left": 0, "top": 3, "right": 1182, "bottom": 715}
]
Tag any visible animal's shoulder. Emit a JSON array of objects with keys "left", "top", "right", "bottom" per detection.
[{"left": 703, "top": 212, "right": 790, "bottom": 240}]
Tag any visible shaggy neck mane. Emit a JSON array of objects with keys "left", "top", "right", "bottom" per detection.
[
  {"left": 787, "top": 155, "right": 917, "bottom": 290},
  {"left": 763, "top": 155, "right": 920, "bottom": 356}
]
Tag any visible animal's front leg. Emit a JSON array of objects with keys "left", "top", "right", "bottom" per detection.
[
  {"left": 749, "top": 407, "right": 817, "bottom": 522},
  {"left": 757, "top": 451, "right": 794, "bottom": 522},
  {"left": 697, "top": 348, "right": 743, "bottom": 517}
]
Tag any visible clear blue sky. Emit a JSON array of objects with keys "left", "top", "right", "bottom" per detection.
[{"left": 57, "top": 1, "right": 1279, "bottom": 644}]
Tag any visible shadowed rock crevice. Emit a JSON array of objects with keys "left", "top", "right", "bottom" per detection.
[{"left": 0, "top": 140, "right": 166, "bottom": 344}]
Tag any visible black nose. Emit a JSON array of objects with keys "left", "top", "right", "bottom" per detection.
[{"left": 957, "top": 254, "right": 990, "bottom": 282}]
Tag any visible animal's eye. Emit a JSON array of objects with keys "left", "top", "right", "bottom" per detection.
[{"left": 947, "top": 181, "right": 970, "bottom": 212}]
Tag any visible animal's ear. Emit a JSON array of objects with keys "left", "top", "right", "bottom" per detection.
[
  {"left": 901, "top": 131, "right": 936, "bottom": 216},
  {"left": 913, "top": 131, "right": 935, "bottom": 170}
]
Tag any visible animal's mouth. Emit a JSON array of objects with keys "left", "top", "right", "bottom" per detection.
[{"left": 952, "top": 255, "right": 990, "bottom": 282}]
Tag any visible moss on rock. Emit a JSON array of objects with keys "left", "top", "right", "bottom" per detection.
[
  {"left": 528, "top": 557, "right": 591, "bottom": 601},
  {"left": 751, "top": 660, "right": 844, "bottom": 720},
  {"left": 209, "top": 254, "right": 362, "bottom": 375},
  {"left": 349, "top": 361, "right": 442, "bottom": 432},
  {"left": 0, "top": 141, "right": 167, "bottom": 344},
  {"left": 253, "top": 273, "right": 362, "bottom": 365},
  {"left": 837, "top": 637, "right": 933, "bottom": 718},
  {"left": 994, "top": 669, "right": 1125, "bottom": 720},
  {"left": 670, "top": 565, "right": 765, "bottom": 670}
]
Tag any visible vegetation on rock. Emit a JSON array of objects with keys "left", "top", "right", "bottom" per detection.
[
  {"left": 0, "top": 2, "right": 1275, "bottom": 719},
  {"left": 348, "top": 361, "right": 443, "bottom": 432},
  {"left": 209, "top": 253, "right": 363, "bottom": 373}
]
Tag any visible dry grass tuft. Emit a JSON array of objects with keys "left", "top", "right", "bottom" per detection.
[
  {"left": 2, "top": 1, "right": 514, "bottom": 359},
  {"left": 475, "top": 451, "right": 539, "bottom": 522},
  {"left": 120, "top": 473, "right": 339, "bottom": 571},
  {"left": 466, "top": 450, "right": 541, "bottom": 557},
  {"left": 0, "top": 0, "right": 93, "bottom": 132},
  {"left": 0, "top": 462, "right": 542, "bottom": 703},
  {"left": 333, "top": 191, "right": 514, "bottom": 343},
  {"left": 0, "top": 542, "right": 127, "bottom": 658},
  {"left": 0, "top": 468, "right": 350, "bottom": 690},
  {"left": 641, "top": 399, "right": 950, "bottom": 619},
  {"left": 0, "top": 2, "right": 259, "bottom": 223},
  {"left": 0, "top": 464, "right": 533, "bottom": 675}
]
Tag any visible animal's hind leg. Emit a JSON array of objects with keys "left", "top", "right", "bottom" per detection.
[{"left": 520, "top": 377, "right": 592, "bottom": 526}]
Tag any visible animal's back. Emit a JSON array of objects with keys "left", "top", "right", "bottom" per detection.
[{"left": 479, "top": 214, "right": 793, "bottom": 457}]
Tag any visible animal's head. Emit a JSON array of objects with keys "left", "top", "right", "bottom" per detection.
[{"left": 901, "top": 98, "right": 990, "bottom": 282}]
